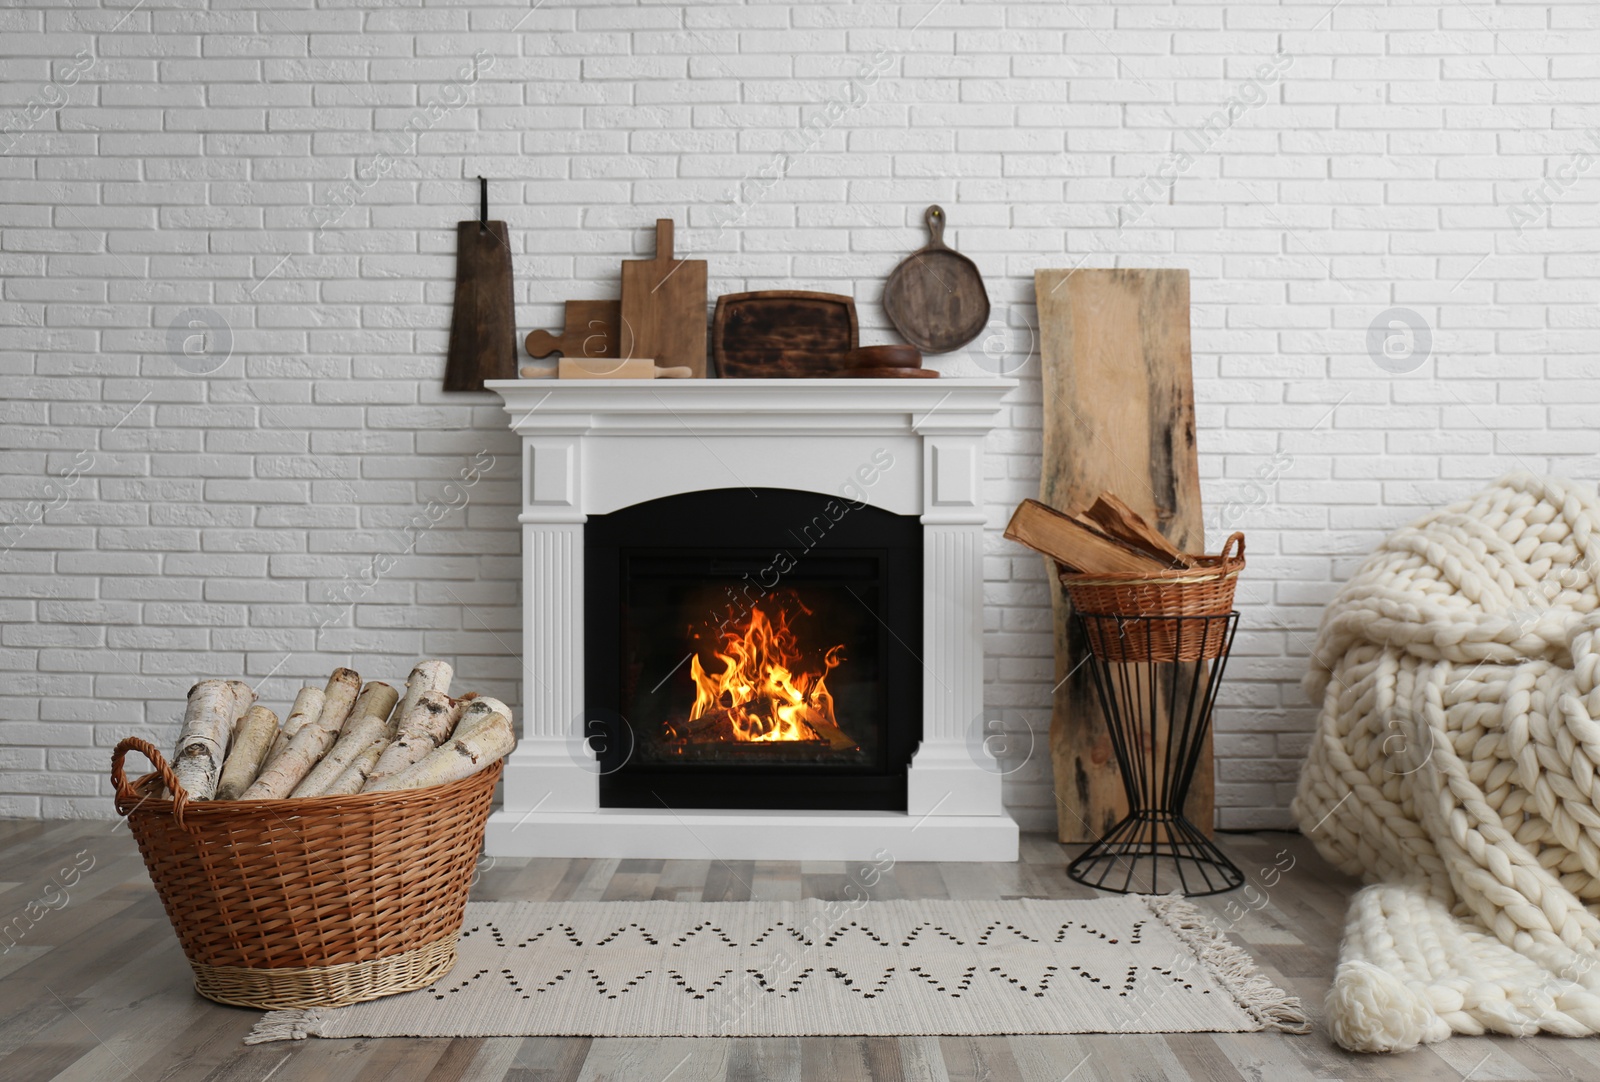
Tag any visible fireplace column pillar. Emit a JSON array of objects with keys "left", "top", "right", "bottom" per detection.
[
  {"left": 502, "top": 428, "right": 600, "bottom": 821},
  {"left": 908, "top": 434, "right": 1003, "bottom": 816}
]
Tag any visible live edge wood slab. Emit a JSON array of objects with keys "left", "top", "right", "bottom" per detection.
[{"left": 1034, "top": 268, "right": 1211, "bottom": 844}]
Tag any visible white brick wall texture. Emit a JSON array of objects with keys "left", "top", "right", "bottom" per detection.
[{"left": 2, "top": 1, "right": 1597, "bottom": 830}]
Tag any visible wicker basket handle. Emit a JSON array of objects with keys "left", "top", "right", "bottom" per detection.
[
  {"left": 1221, "top": 532, "right": 1245, "bottom": 562},
  {"left": 112, "top": 736, "right": 192, "bottom": 830}
]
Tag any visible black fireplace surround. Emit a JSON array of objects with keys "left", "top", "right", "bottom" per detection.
[{"left": 586, "top": 487, "right": 922, "bottom": 811}]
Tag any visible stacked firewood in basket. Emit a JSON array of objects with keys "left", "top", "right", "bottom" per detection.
[
  {"left": 1004, "top": 491, "right": 1196, "bottom": 573},
  {"left": 168, "top": 660, "right": 515, "bottom": 801}
]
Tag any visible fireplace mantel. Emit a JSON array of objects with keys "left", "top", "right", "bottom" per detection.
[{"left": 483, "top": 377, "right": 1020, "bottom": 861}]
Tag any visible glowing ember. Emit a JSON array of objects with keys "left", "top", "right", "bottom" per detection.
[{"left": 677, "top": 602, "right": 853, "bottom": 746}]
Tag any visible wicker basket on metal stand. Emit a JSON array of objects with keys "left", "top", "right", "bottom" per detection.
[
  {"left": 1057, "top": 532, "right": 1245, "bottom": 661},
  {"left": 111, "top": 736, "right": 500, "bottom": 1011}
]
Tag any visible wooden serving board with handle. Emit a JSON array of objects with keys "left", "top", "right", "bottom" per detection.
[
  {"left": 712, "top": 290, "right": 859, "bottom": 377},
  {"left": 443, "top": 178, "right": 517, "bottom": 392},
  {"left": 1033, "top": 267, "right": 1210, "bottom": 843},
  {"left": 525, "top": 300, "right": 621, "bottom": 361},
  {"left": 619, "top": 220, "right": 707, "bottom": 377},
  {"left": 883, "top": 205, "right": 990, "bottom": 354}
]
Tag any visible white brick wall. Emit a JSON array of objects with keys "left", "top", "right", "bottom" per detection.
[{"left": 3, "top": 1, "right": 1597, "bottom": 829}]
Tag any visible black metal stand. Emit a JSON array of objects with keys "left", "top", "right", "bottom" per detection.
[{"left": 1066, "top": 612, "right": 1244, "bottom": 896}]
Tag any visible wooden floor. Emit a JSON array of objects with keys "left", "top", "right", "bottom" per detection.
[{"left": 1, "top": 822, "right": 1596, "bottom": 1082}]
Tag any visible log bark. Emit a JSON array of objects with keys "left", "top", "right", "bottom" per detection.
[
  {"left": 317, "top": 667, "right": 363, "bottom": 735},
  {"left": 291, "top": 713, "right": 390, "bottom": 798},
  {"left": 226, "top": 680, "right": 257, "bottom": 740},
  {"left": 366, "top": 703, "right": 515, "bottom": 793},
  {"left": 343, "top": 680, "right": 399, "bottom": 735},
  {"left": 242, "top": 668, "right": 361, "bottom": 799},
  {"left": 451, "top": 696, "right": 509, "bottom": 740},
  {"left": 171, "top": 680, "right": 242, "bottom": 801},
  {"left": 268, "top": 686, "right": 325, "bottom": 764},
  {"left": 323, "top": 734, "right": 391, "bottom": 796},
  {"left": 214, "top": 705, "right": 279, "bottom": 800},
  {"left": 363, "top": 690, "right": 468, "bottom": 789},
  {"left": 391, "top": 660, "right": 453, "bottom": 736}
]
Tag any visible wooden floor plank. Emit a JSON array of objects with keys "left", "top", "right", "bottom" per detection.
[{"left": 4, "top": 822, "right": 1600, "bottom": 1082}]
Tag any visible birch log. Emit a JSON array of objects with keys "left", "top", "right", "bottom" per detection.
[
  {"left": 362, "top": 691, "right": 469, "bottom": 789},
  {"left": 450, "top": 696, "right": 508, "bottom": 739},
  {"left": 226, "top": 680, "right": 257, "bottom": 741},
  {"left": 291, "top": 713, "right": 391, "bottom": 797},
  {"left": 322, "top": 732, "right": 393, "bottom": 796},
  {"left": 171, "top": 680, "right": 242, "bottom": 800},
  {"left": 214, "top": 706, "right": 280, "bottom": 800},
  {"left": 343, "top": 680, "right": 399, "bottom": 735},
  {"left": 242, "top": 668, "right": 361, "bottom": 798},
  {"left": 391, "top": 660, "right": 452, "bottom": 736},
  {"left": 268, "top": 686, "right": 324, "bottom": 763},
  {"left": 366, "top": 702, "right": 515, "bottom": 792}
]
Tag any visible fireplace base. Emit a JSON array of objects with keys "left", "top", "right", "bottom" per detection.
[{"left": 484, "top": 807, "right": 1018, "bottom": 862}]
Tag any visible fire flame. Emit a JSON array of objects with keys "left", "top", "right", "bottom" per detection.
[{"left": 687, "top": 604, "right": 846, "bottom": 742}]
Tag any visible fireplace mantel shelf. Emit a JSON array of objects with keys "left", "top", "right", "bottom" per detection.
[
  {"left": 484, "top": 375, "right": 1022, "bottom": 862},
  {"left": 484, "top": 377, "right": 1016, "bottom": 435}
]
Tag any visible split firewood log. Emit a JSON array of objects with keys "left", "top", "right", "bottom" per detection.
[
  {"left": 214, "top": 706, "right": 280, "bottom": 800},
  {"left": 362, "top": 690, "right": 470, "bottom": 790},
  {"left": 242, "top": 668, "right": 361, "bottom": 798},
  {"left": 292, "top": 712, "right": 391, "bottom": 798},
  {"left": 366, "top": 700, "right": 515, "bottom": 793},
  {"left": 171, "top": 679, "right": 246, "bottom": 800},
  {"left": 391, "top": 659, "right": 453, "bottom": 735},
  {"left": 268, "top": 685, "right": 324, "bottom": 763},
  {"left": 802, "top": 717, "right": 859, "bottom": 751}
]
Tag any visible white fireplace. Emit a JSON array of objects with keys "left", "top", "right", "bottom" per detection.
[{"left": 482, "top": 377, "right": 1019, "bottom": 862}]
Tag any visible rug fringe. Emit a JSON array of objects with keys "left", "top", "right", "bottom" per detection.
[
  {"left": 244, "top": 1007, "right": 328, "bottom": 1044},
  {"left": 1143, "top": 892, "right": 1311, "bottom": 1034}
]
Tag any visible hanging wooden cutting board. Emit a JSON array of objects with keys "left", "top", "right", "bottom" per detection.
[
  {"left": 883, "top": 205, "right": 990, "bottom": 354},
  {"left": 443, "top": 178, "right": 517, "bottom": 392},
  {"left": 619, "top": 219, "right": 707, "bottom": 378},
  {"left": 525, "top": 300, "right": 621, "bottom": 361},
  {"left": 1033, "top": 268, "right": 1210, "bottom": 844}
]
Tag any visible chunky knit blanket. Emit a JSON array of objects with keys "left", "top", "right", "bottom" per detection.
[{"left": 1293, "top": 473, "right": 1600, "bottom": 1053}]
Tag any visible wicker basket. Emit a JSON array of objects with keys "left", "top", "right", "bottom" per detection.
[
  {"left": 1059, "top": 532, "right": 1246, "bottom": 662},
  {"left": 111, "top": 736, "right": 500, "bottom": 1011}
]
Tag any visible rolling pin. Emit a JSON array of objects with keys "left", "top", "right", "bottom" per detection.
[{"left": 520, "top": 357, "right": 693, "bottom": 379}]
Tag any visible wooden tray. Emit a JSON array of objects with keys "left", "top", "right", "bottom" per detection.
[{"left": 712, "top": 291, "right": 859, "bottom": 378}]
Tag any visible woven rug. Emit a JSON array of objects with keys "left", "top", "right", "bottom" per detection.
[{"left": 247, "top": 896, "right": 1306, "bottom": 1042}]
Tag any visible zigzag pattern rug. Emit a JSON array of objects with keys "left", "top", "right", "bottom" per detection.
[{"left": 248, "top": 896, "right": 1307, "bottom": 1041}]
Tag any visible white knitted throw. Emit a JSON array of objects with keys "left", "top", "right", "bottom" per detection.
[{"left": 1293, "top": 473, "right": 1600, "bottom": 1053}]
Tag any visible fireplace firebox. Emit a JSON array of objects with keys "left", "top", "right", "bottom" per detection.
[{"left": 586, "top": 488, "right": 922, "bottom": 811}]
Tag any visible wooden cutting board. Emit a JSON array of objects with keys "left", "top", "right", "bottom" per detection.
[
  {"left": 1033, "top": 268, "right": 1210, "bottom": 844},
  {"left": 443, "top": 220, "right": 517, "bottom": 391},
  {"left": 525, "top": 300, "right": 622, "bottom": 361},
  {"left": 619, "top": 220, "right": 707, "bottom": 378},
  {"left": 712, "top": 291, "right": 858, "bottom": 377},
  {"left": 882, "top": 205, "right": 990, "bottom": 354}
]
